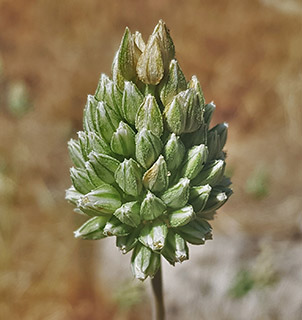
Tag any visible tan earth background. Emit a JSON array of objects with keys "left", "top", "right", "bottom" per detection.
[{"left": 0, "top": 0, "right": 301, "bottom": 319}]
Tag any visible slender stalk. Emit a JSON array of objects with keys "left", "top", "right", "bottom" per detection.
[{"left": 151, "top": 258, "right": 165, "bottom": 320}]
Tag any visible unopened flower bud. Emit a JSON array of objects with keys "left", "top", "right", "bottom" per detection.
[
  {"left": 189, "top": 184, "right": 212, "bottom": 213},
  {"left": 77, "top": 131, "right": 92, "bottom": 160},
  {"left": 140, "top": 191, "right": 166, "bottom": 220},
  {"left": 181, "top": 144, "right": 208, "bottom": 179},
  {"left": 135, "top": 94, "right": 163, "bottom": 137},
  {"left": 143, "top": 155, "right": 169, "bottom": 193},
  {"left": 88, "top": 152, "right": 120, "bottom": 184},
  {"left": 115, "top": 158, "right": 143, "bottom": 197},
  {"left": 188, "top": 75, "right": 205, "bottom": 108},
  {"left": 78, "top": 184, "right": 122, "bottom": 216},
  {"left": 163, "top": 133, "right": 185, "bottom": 171},
  {"left": 122, "top": 81, "right": 144, "bottom": 125},
  {"left": 116, "top": 228, "right": 141, "bottom": 254},
  {"left": 88, "top": 132, "right": 113, "bottom": 156},
  {"left": 68, "top": 138, "right": 85, "bottom": 168},
  {"left": 135, "top": 129, "right": 163, "bottom": 169},
  {"left": 168, "top": 205, "right": 195, "bottom": 228},
  {"left": 160, "top": 59, "right": 187, "bottom": 106},
  {"left": 96, "top": 101, "right": 121, "bottom": 143},
  {"left": 136, "top": 34, "right": 164, "bottom": 85},
  {"left": 209, "top": 122, "right": 228, "bottom": 151},
  {"left": 203, "top": 187, "right": 233, "bottom": 213},
  {"left": 116, "top": 27, "right": 137, "bottom": 81},
  {"left": 85, "top": 161, "right": 104, "bottom": 187},
  {"left": 192, "top": 159, "right": 225, "bottom": 186},
  {"left": 204, "top": 102, "right": 216, "bottom": 127},
  {"left": 139, "top": 219, "right": 168, "bottom": 251},
  {"left": 114, "top": 201, "right": 141, "bottom": 227},
  {"left": 83, "top": 95, "right": 98, "bottom": 133},
  {"left": 110, "top": 121, "right": 135, "bottom": 157},
  {"left": 70, "top": 167, "right": 94, "bottom": 194},
  {"left": 74, "top": 216, "right": 109, "bottom": 240},
  {"left": 95, "top": 74, "right": 123, "bottom": 116},
  {"left": 177, "top": 218, "right": 212, "bottom": 245},
  {"left": 161, "top": 177, "right": 190, "bottom": 209},
  {"left": 103, "top": 216, "right": 133, "bottom": 237},
  {"left": 152, "top": 19, "right": 175, "bottom": 70},
  {"left": 65, "top": 186, "right": 83, "bottom": 205},
  {"left": 131, "top": 243, "right": 160, "bottom": 281},
  {"left": 164, "top": 89, "right": 202, "bottom": 134},
  {"left": 162, "top": 231, "right": 189, "bottom": 265},
  {"left": 182, "top": 123, "right": 207, "bottom": 148}
]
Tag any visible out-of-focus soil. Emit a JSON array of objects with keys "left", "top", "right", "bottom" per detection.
[{"left": 0, "top": 0, "right": 301, "bottom": 319}]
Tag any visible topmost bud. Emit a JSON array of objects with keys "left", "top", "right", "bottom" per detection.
[{"left": 136, "top": 20, "right": 175, "bottom": 85}]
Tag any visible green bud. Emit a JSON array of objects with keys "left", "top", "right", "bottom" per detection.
[
  {"left": 207, "top": 130, "right": 220, "bottom": 161},
  {"left": 164, "top": 89, "right": 202, "bottom": 134},
  {"left": 103, "top": 216, "right": 133, "bottom": 237},
  {"left": 88, "top": 152, "right": 120, "bottom": 184},
  {"left": 110, "top": 121, "right": 135, "bottom": 157},
  {"left": 114, "top": 201, "right": 141, "bottom": 227},
  {"left": 204, "top": 102, "right": 216, "bottom": 127},
  {"left": 188, "top": 75, "right": 205, "bottom": 108},
  {"left": 209, "top": 122, "right": 228, "bottom": 152},
  {"left": 115, "top": 158, "right": 143, "bottom": 197},
  {"left": 202, "top": 187, "right": 232, "bottom": 213},
  {"left": 116, "top": 27, "right": 137, "bottom": 81},
  {"left": 65, "top": 186, "right": 83, "bottom": 205},
  {"left": 74, "top": 216, "right": 109, "bottom": 240},
  {"left": 135, "top": 129, "right": 163, "bottom": 169},
  {"left": 136, "top": 34, "right": 164, "bottom": 85},
  {"left": 122, "top": 81, "right": 144, "bottom": 125},
  {"left": 163, "top": 133, "right": 185, "bottom": 171},
  {"left": 95, "top": 74, "right": 123, "bottom": 116},
  {"left": 140, "top": 191, "right": 166, "bottom": 220},
  {"left": 177, "top": 218, "right": 212, "bottom": 245},
  {"left": 68, "top": 138, "right": 85, "bottom": 168},
  {"left": 189, "top": 184, "right": 212, "bottom": 212},
  {"left": 161, "top": 177, "right": 190, "bottom": 209},
  {"left": 139, "top": 219, "right": 168, "bottom": 251},
  {"left": 116, "top": 228, "right": 141, "bottom": 254},
  {"left": 162, "top": 231, "right": 189, "bottom": 265},
  {"left": 142, "top": 155, "right": 169, "bottom": 193},
  {"left": 160, "top": 59, "right": 187, "bottom": 106},
  {"left": 88, "top": 132, "right": 113, "bottom": 156},
  {"left": 85, "top": 161, "right": 104, "bottom": 187},
  {"left": 168, "top": 205, "right": 195, "bottom": 228},
  {"left": 96, "top": 101, "right": 121, "bottom": 143},
  {"left": 112, "top": 51, "right": 126, "bottom": 90},
  {"left": 131, "top": 243, "right": 160, "bottom": 281},
  {"left": 83, "top": 95, "right": 98, "bottom": 133},
  {"left": 182, "top": 123, "right": 207, "bottom": 148},
  {"left": 152, "top": 19, "right": 175, "bottom": 70},
  {"left": 192, "top": 159, "right": 225, "bottom": 186},
  {"left": 78, "top": 184, "right": 122, "bottom": 216},
  {"left": 70, "top": 167, "right": 94, "bottom": 194},
  {"left": 181, "top": 144, "right": 208, "bottom": 179},
  {"left": 135, "top": 94, "right": 163, "bottom": 137},
  {"left": 77, "top": 131, "right": 92, "bottom": 160}
]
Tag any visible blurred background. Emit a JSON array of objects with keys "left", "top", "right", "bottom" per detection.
[{"left": 0, "top": 0, "right": 301, "bottom": 319}]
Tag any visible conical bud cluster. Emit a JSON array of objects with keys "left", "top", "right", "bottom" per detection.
[{"left": 66, "top": 20, "right": 232, "bottom": 281}]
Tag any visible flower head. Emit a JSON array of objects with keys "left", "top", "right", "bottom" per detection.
[{"left": 66, "top": 20, "right": 232, "bottom": 281}]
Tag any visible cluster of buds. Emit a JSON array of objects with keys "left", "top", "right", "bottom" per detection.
[{"left": 66, "top": 20, "right": 232, "bottom": 281}]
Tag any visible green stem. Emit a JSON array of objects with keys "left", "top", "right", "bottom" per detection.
[{"left": 151, "top": 258, "right": 165, "bottom": 320}]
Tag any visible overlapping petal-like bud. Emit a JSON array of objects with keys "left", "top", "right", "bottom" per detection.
[{"left": 66, "top": 20, "right": 232, "bottom": 281}]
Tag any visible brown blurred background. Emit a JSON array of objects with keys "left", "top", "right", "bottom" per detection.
[{"left": 0, "top": 0, "right": 301, "bottom": 319}]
